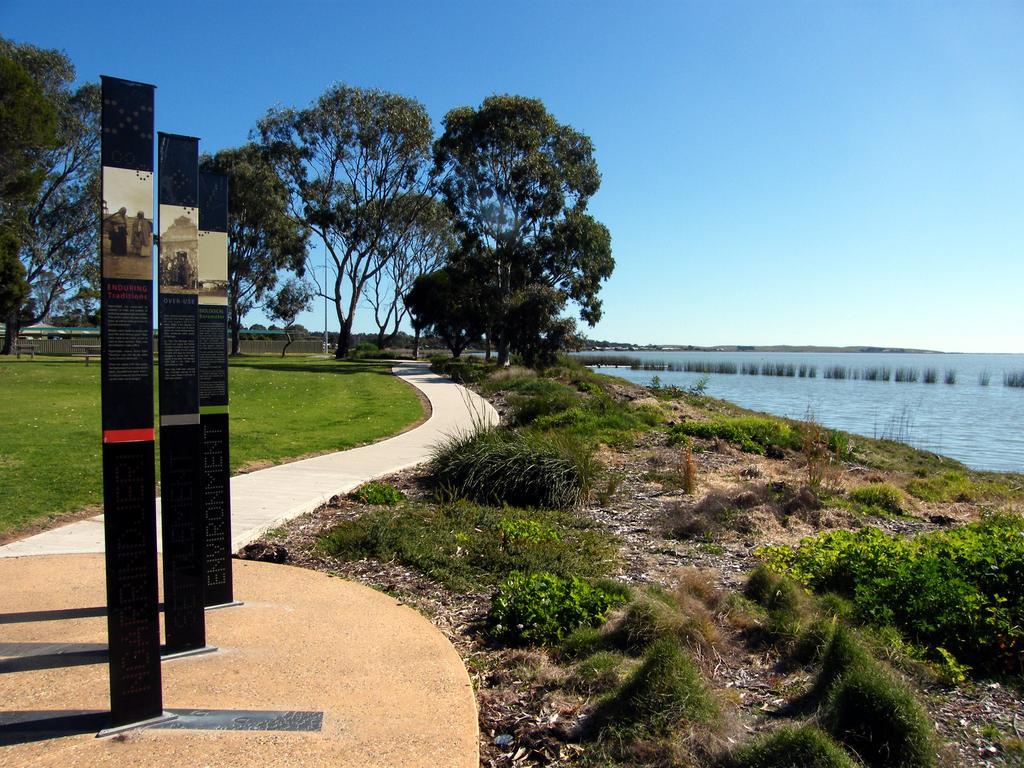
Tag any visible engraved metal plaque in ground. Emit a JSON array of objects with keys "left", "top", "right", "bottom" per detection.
[{"left": 154, "top": 709, "right": 323, "bottom": 732}]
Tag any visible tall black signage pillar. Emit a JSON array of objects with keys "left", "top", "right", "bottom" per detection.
[
  {"left": 197, "top": 171, "right": 235, "bottom": 607},
  {"left": 99, "top": 76, "right": 168, "bottom": 730},
  {"left": 157, "top": 133, "right": 208, "bottom": 655}
]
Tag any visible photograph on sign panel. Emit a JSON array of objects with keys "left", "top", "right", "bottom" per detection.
[
  {"left": 159, "top": 207, "right": 199, "bottom": 293},
  {"left": 102, "top": 166, "right": 153, "bottom": 280}
]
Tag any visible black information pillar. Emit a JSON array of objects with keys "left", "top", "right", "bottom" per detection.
[
  {"left": 99, "top": 76, "right": 164, "bottom": 727},
  {"left": 157, "top": 133, "right": 206, "bottom": 654},
  {"left": 197, "top": 171, "right": 233, "bottom": 607}
]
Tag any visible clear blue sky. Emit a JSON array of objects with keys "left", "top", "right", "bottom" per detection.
[{"left": 4, "top": 0, "right": 1022, "bottom": 352}]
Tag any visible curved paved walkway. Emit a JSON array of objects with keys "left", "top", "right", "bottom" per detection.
[
  {"left": 0, "top": 361, "right": 498, "bottom": 557},
  {"left": 0, "top": 362, "right": 492, "bottom": 765},
  {"left": 0, "top": 554, "right": 479, "bottom": 767}
]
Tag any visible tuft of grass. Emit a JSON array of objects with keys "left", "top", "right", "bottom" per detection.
[
  {"left": 682, "top": 445, "right": 697, "bottom": 494},
  {"left": 430, "top": 427, "right": 595, "bottom": 510},
  {"left": 812, "top": 623, "right": 873, "bottom": 700},
  {"left": 607, "top": 590, "right": 719, "bottom": 657},
  {"left": 591, "top": 637, "right": 718, "bottom": 737},
  {"left": 1003, "top": 370, "right": 1024, "bottom": 388},
  {"left": 744, "top": 565, "right": 816, "bottom": 647},
  {"left": 847, "top": 483, "right": 904, "bottom": 515},
  {"left": 922, "top": 368, "right": 938, "bottom": 384},
  {"left": 722, "top": 725, "right": 858, "bottom": 768},
  {"left": 822, "top": 662, "right": 937, "bottom": 768},
  {"left": 317, "top": 500, "right": 616, "bottom": 591},
  {"left": 351, "top": 481, "right": 406, "bottom": 506},
  {"left": 566, "top": 650, "right": 631, "bottom": 695},
  {"left": 943, "top": 369, "right": 957, "bottom": 385}
]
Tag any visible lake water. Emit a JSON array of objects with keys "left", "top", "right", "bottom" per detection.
[{"left": 573, "top": 351, "right": 1024, "bottom": 473}]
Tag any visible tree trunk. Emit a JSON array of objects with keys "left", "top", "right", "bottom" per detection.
[
  {"left": 497, "top": 337, "right": 510, "bottom": 367},
  {"left": 281, "top": 330, "right": 292, "bottom": 358},
  {"left": 2, "top": 315, "right": 16, "bottom": 356},
  {"left": 484, "top": 333, "right": 491, "bottom": 362},
  {"left": 335, "top": 313, "right": 355, "bottom": 359},
  {"left": 230, "top": 317, "right": 242, "bottom": 356},
  {"left": 412, "top": 328, "right": 420, "bottom": 360}
]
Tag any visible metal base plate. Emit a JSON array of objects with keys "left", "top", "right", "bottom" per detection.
[
  {"left": 205, "top": 600, "right": 244, "bottom": 611},
  {"left": 154, "top": 709, "right": 323, "bottom": 732},
  {"left": 97, "top": 711, "right": 178, "bottom": 738},
  {"left": 160, "top": 645, "right": 217, "bottom": 661}
]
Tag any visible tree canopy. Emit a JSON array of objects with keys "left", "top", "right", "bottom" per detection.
[
  {"left": 258, "top": 84, "right": 435, "bottom": 357},
  {"left": 1, "top": 38, "right": 98, "bottom": 354},
  {"left": 200, "top": 144, "right": 309, "bottom": 355},
  {"left": 434, "top": 94, "right": 614, "bottom": 365}
]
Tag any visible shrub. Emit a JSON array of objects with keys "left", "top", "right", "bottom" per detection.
[
  {"left": 757, "top": 514, "right": 1024, "bottom": 673},
  {"left": 429, "top": 356, "right": 493, "bottom": 384},
  {"left": 822, "top": 663, "right": 936, "bottom": 768},
  {"left": 488, "top": 571, "right": 626, "bottom": 645},
  {"left": 669, "top": 416, "right": 797, "bottom": 455},
  {"left": 847, "top": 483, "right": 903, "bottom": 515},
  {"left": 904, "top": 470, "right": 1006, "bottom": 503},
  {"left": 723, "top": 726, "right": 857, "bottom": 768},
  {"left": 318, "top": 500, "right": 616, "bottom": 591},
  {"left": 592, "top": 637, "right": 718, "bottom": 737},
  {"left": 532, "top": 398, "right": 662, "bottom": 446},
  {"left": 504, "top": 379, "right": 580, "bottom": 425},
  {"left": 351, "top": 481, "right": 405, "bottom": 506},
  {"left": 430, "top": 428, "right": 595, "bottom": 510}
]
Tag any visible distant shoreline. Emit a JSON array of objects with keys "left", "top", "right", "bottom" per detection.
[{"left": 581, "top": 345, "right": 947, "bottom": 354}]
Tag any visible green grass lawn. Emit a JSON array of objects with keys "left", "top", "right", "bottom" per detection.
[{"left": 0, "top": 355, "right": 424, "bottom": 537}]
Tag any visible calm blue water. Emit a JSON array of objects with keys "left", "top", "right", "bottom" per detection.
[{"left": 573, "top": 351, "right": 1024, "bottom": 473}]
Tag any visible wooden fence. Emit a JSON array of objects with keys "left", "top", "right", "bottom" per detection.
[{"left": 4, "top": 337, "right": 327, "bottom": 356}]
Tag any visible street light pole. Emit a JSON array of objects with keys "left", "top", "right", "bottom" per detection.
[{"left": 322, "top": 254, "right": 328, "bottom": 355}]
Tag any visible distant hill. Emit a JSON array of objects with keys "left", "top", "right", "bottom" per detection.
[{"left": 582, "top": 341, "right": 944, "bottom": 354}]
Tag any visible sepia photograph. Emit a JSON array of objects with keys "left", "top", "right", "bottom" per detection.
[
  {"left": 101, "top": 166, "right": 153, "bottom": 280},
  {"left": 197, "top": 229, "right": 228, "bottom": 302},
  {"left": 158, "top": 206, "right": 198, "bottom": 292}
]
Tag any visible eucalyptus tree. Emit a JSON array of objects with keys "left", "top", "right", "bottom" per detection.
[
  {"left": 404, "top": 267, "right": 485, "bottom": 359},
  {"left": 201, "top": 145, "right": 309, "bottom": 355},
  {"left": 258, "top": 85, "right": 434, "bottom": 358},
  {"left": 264, "top": 277, "right": 314, "bottom": 357},
  {"left": 1, "top": 39, "right": 95, "bottom": 354},
  {"left": 434, "top": 95, "right": 614, "bottom": 365},
  {"left": 365, "top": 194, "right": 454, "bottom": 350}
]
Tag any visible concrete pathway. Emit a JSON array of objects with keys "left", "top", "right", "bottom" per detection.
[
  {"left": 0, "top": 361, "right": 498, "bottom": 558},
  {"left": 0, "top": 554, "right": 479, "bottom": 767}
]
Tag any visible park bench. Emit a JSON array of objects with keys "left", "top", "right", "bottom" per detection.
[
  {"left": 14, "top": 341, "right": 37, "bottom": 360},
  {"left": 72, "top": 344, "right": 101, "bottom": 366}
]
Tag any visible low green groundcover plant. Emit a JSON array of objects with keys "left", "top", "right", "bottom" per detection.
[
  {"left": 430, "top": 428, "right": 595, "bottom": 510},
  {"left": 758, "top": 513, "right": 1024, "bottom": 673},
  {"left": 669, "top": 416, "right": 798, "bottom": 455},
  {"left": 488, "top": 571, "right": 626, "bottom": 645},
  {"left": 722, "top": 725, "right": 857, "bottom": 768},
  {"left": 351, "top": 481, "right": 405, "bottom": 505},
  {"left": 317, "top": 501, "right": 616, "bottom": 591}
]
